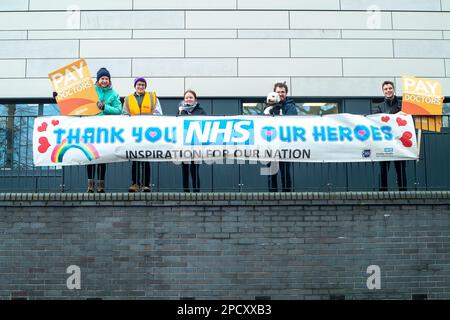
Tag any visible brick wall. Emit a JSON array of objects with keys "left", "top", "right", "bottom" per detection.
[{"left": 1, "top": 192, "right": 449, "bottom": 299}]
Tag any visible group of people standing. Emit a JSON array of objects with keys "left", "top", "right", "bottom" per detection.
[
  {"left": 71, "top": 67, "right": 206, "bottom": 193},
  {"left": 55, "top": 67, "right": 408, "bottom": 193}
]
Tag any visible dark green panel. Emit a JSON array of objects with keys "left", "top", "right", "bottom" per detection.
[
  {"left": 344, "top": 99, "right": 372, "bottom": 115},
  {"left": 212, "top": 99, "right": 240, "bottom": 115}
]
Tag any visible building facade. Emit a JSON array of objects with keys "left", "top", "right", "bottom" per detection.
[
  {"left": 1, "top": 1, "right": 450, "bottom": 192},
  {"left": 0, "top": 0, "right": 449, "bottom": 98}
]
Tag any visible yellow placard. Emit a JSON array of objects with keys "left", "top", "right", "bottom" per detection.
[
  {"left": 414, "top": 116, "right": 442, "bottom": 132},
  {"left": 402, "top": 76, "right": 443, "bottom": 115},
  {"left": 49, "top": 59, "right": 100, "bottom": 116}
]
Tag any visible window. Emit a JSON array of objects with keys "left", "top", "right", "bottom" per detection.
[
  {"left": 0, "top": 102, "right": 59, "bottom": 170},
  {"left": 242, "top": 99, "right": 340, "bottom": 115}
]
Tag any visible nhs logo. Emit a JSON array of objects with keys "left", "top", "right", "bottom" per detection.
[{"left": 183, "top": 119, "right": 254, "bottom": 145}]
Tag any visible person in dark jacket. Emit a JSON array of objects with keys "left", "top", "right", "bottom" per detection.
[
  {"left": 177, "top": 89, "right": 206, "bottom": 192},
  {"left": 265, "top": 82, "right": 298, "bottom": 192},
  {"left": 372, "top": 80, "right": 407, "bottom": 191}
]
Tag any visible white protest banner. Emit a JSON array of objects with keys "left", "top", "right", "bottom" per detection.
[{"left": 33, "top": 114, "right": 418, "bottom": 166}]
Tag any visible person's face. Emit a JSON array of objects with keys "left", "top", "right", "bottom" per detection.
[
  {"left": 382, "top": 84, "right": 395, "bottom": 99},
  {"left": 275, "top": 86, "right": 287, "bottom": 102},
  {"left": 135, "top": 81, "right": 146, "bottom": 95},
  {"left": 98, "top": 76, "right": 110, "bottom": 88},
  {"left": 184, "top": 92, "right": 196, "bottom": 105}
]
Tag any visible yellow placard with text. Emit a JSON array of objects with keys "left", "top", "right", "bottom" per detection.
[
  {"left": 414, "top": 116, "right": 442, "bottom": 132},
  {"left": 402, "top": 76, "right": 443, "bottom": 115},
  {"left": 49, "top": 59, "right": 100, "bottom": 116}
]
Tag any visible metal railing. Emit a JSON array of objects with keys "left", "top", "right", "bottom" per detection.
[{"left": 1, "top": 115, "right": 449, "bottom": 193}]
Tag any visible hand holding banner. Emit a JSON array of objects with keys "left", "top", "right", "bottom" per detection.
[{"left": 49, "top": 59, "right": 100, "bottom": 116}]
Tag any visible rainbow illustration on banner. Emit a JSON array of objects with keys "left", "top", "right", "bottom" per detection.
[{"left": 51, "top": 139, "right": 100, "bottom": 163}]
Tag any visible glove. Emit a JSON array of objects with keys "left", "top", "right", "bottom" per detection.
[{"left": 97, "top": 101, "right": 105, "bottom": 110}]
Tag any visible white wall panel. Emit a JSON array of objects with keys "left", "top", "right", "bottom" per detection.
[
  {"left": 29, "top": 30, "right": 132, "bottom": 40},
  {"left": 133, "top": 30, "right": 236, "bottom": 39},
  {"left": 26, "top": 59, "right": 131, "bottom": 78},
  {"left": 185, "top": 78, "right": 291, "bottom": 97},
  {"left": 238, "top": 58, "right": 342, "bottom": 77},
  {"left": 0, "top": 31, "right": 27, "bottom": 40},
  {"left": 395, "top": 40, "right": 450, "bottom": 58},
  {"left": 0, "top": 0, "right": 28, "bottom": 11},
  {"left": 113, "top": 78, "right": 185, "bottom": 97},
  {"left": 342, "top": 30, "right": 443, "bottom": 40},
  {"left": 0, "top": 60, "right": 26, "bottom": 78},
  {"left": 443, "top": 0, "right": 450, "bottom": 11},
  {"left": 291, "top": 40, "right": 393, "bottom": 58},
  {"left": 291, "top": 77, "right": 393, "bottom": 97},
  {"left": 81, "top": 11, "right": 184, "bottom": 30},
  {"left": 29, "top": 0, "right": 132, "bottom": 10},
  {"left": 0, "top": 12, "right": 81, "bottom": 30},
  {"left": 134, "top": 0, "right": 236, "bottom": 10},
  {"left": 80, "top": 40, "right": 184, "bottom": 58},
  {"left": 0, "top": 79, "right": 53, "bottom": 98},
  {"left": 341, "top": 0, "right": 442, "bottom": 11},
  {"left": 290, "top": 11, "right": 392, "bottom": 30},
  {"left": 238, "top": 30, "right": 340, "bottom": 39},
  {"left": 186, "top": 11, "right": 288, "bottom": 29},
  {"left": 343, "top": 59, "right": 445, "bottom": 77},
  {"left": 186, "top": 40, "right": 289, "bottom": 57},
  {"left": 132, "top": 58, "right": 237, "bottom": 77},
  {"left": 237, "top": 0, "right": 339, "bottom": 10},
  {"left": 393, "top": 12, "right": 450, "bottom": 30},
  {"left": 0, "top": 40, "right": 79, "bottom": 59}
]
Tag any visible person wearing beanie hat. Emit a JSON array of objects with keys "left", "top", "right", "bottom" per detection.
[
  {"left": 85, "top": 67, "right": 122, "bottom": 194},
  {"left": 123, "top": 77, "right": 163, "bottom": 192},
  {"left": 97, "top": 67, "right": 111, "bottom": 82}
]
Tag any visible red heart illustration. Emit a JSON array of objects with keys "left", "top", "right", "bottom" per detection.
[
  {"left": 51, "top": 120, "right": 59, "bottom": 126},
  {"left": 396, "top": 117, "right": 407, "bottom": 127},
  {"left": 400, "top": 131, "right": 413, "bottom": 148},
  {"left": 266, "top": 130, "right": 273, "bottom": 137},
  {"left": 38, "top": 137, "right": 51, "bottom": 153},
  {"left": 37, "top": 122, "right": 48, "bottom": 132},
  {"left": 381, "top": 116, "right": 390, "bottom": 123},
  {"left": 149, "top": 131, "right": 158, "bottom": 138}
]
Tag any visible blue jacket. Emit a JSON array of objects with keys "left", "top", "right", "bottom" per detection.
[
  {"left": 281, "top": 98, "right": 298, "bottom": 115},
  {"left": 95, "top": 85, "right": 122, "bottom": 115}
]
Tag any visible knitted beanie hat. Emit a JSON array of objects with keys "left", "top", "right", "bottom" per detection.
[
  {"left": 134, "top": 77, "right": 147, "bottom": 88},
  {"left": 96, "top": 68, "right": 111, "bottom": 81}
]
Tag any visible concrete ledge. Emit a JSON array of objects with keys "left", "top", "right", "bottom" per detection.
[{"left": 0, "top": 191, "right": 449, "bottom": 206}]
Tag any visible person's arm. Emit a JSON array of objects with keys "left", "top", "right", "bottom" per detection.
[
  {"left": 122, "top": 96, "right": 130, "bottom": 115},
  {"left": 103, "top": 91, "right": 122, "bottom": 115}
]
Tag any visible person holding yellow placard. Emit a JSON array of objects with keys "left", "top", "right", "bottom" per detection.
[
  {"left": 86, "top": 67, "right": 122, "bottom": 193},
  {"left": 123, "top": 77, "right": 163, "bottom": 192},
  {"left": 372, "top": 81, "right": 407, "bottom": 191}
]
